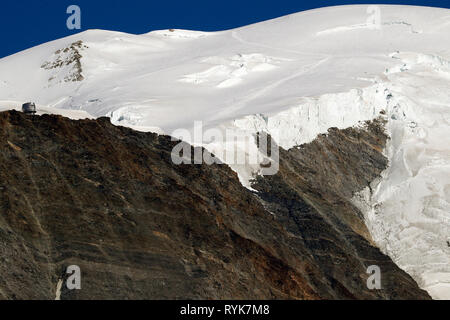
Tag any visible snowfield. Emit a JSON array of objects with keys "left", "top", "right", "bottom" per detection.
[{"left": 0, "top": 5, "right": 449, "bottom": 299}]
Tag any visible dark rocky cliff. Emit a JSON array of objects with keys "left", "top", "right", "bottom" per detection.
[{"left": 0, "top": 111, "right": 430, "bottom": 299}]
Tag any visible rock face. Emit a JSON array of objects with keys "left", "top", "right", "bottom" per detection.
[{"left": 0, "top": 111, "right": 429, "bottom": 300}]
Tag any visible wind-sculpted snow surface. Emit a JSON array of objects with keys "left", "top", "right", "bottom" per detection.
[{"left": 0, "top": 5, "right": 449, "bottom": 298}]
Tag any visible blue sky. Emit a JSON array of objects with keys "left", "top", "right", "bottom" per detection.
[{"left": 0, "top": 0, "right": 449, "bottom": 58}]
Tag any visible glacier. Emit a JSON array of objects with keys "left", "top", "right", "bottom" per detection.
[{"left": 0, "top": 5, "right": 449, "bottom": 299}]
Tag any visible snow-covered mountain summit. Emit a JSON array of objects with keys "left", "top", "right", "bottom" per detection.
[
  {"left": 0, "top": 5, "right": 448, "bottom": 131},
  {"left": 0, "top": 5, "right": 449, "bottom": 299}
]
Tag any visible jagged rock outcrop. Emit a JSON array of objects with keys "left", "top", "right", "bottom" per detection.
[
  {"left": 41, "top": 41, "right": 87, "bottom": 84},
  {"left": 0, "top": 111, "right": 429, "bottom": 299}
]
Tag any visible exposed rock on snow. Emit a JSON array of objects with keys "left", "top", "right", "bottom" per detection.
[
  {"left": 179, "top": 53, "right": 286, "bottom": 88},
  {"left": 0, "top": 4, "right": 449, "bottom": 299}
]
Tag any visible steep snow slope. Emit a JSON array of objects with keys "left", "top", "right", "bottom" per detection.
[
  {"left": 1, "top": 5, "right": 448, "bottom": 132},
  {"left": 0, "top": 5, "right": 449, "bottom": 298}
]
